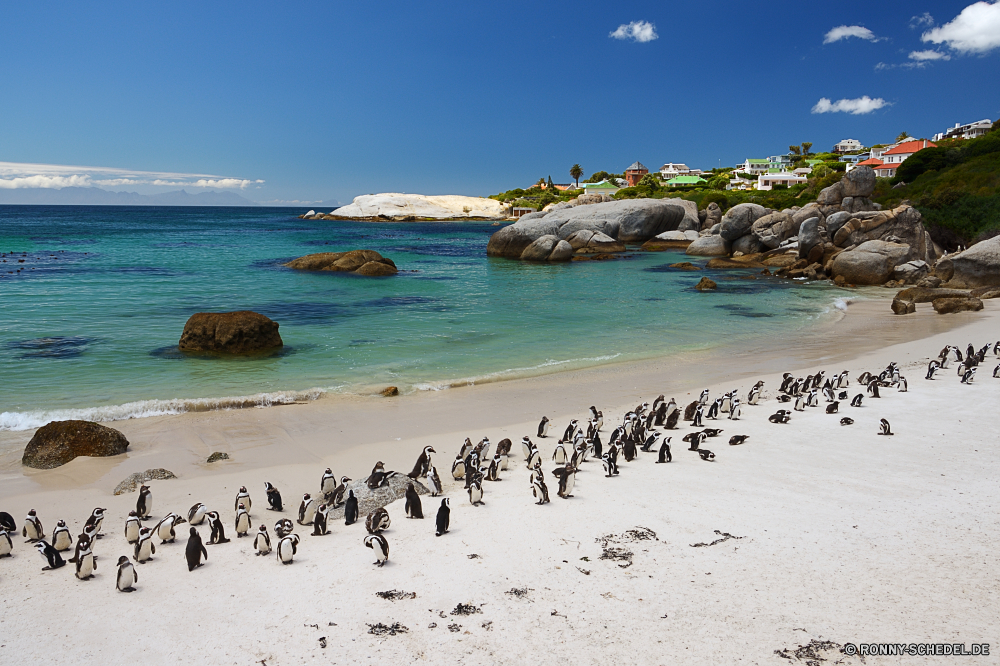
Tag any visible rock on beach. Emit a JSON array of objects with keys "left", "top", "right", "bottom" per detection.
[{"left": 23, "top": 420, "right": 130, "bottom": 469}]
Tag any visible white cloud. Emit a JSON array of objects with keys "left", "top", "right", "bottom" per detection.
[
  {"left": 609, "top": 20, "right": 658, "bottom": 43},
  {"left": 823, "top": 25, "right": 878, "bottom": 44},
  {"left": 910, "top": 12, "right": 935, "bottom": 28},
  {"left": 0, "top": 162, "right": 263, "bottom": 190},
  {"left": 875, "top": 61, "right": 925, "bottom": 70},
  {"left": 922, "top": 1, "right": 1000, "bottom": 54},
  {"left": 812, "top": 96, "right": 890, "bottom": 115},
  {"left": 909, "top": 49, "right": 951, "bottom": 61}
]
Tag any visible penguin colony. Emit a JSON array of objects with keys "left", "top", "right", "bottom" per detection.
[{"left": 1, "top": 339, "right": 996, "bottom": 592}]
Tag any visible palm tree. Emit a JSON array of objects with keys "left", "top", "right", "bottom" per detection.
[
  {"left": 569, "top": 164, "right": 583, "bottom": 187},
  {"left": 788, "top": 146, "right": 801, "bottom": 155}
]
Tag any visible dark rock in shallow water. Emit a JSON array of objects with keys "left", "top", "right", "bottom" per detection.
[
  {"left": 694, "top": 277, "right": 717, "bottom": 291},
  {"left": 23, "top": 420, "right": 129, "bottom": 469},
  {"left": 284, "top": 250, "right": 398, "bottom": 275},
  {"left": 178, "top": 311, "right": 283, "bottom": 355},
  {"left": 890, "top": 298, "right": 916, "bottom": 315}
]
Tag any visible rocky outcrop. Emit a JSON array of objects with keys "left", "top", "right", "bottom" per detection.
[
  {"left": 113, "top": 468, "right": 177, "bottom": 495},
  {"left": 932, "top": 296, "right": 984, "bottom": 314},
  {"left": 685, "top": 235, "right": 731, "bottom": 257},
  {"left": 971, "top": 286, "right": 1000, "bottom": 299},
  {"left": 320, "top": 193, "right": 507, "bottom": 220},
  {"left": 829, "top": 241, "right": 911, "bottom": 286},
  {"left": 719, "top": 203, "right": 770, "bottom": 242},
  {"left": 178, "top": 311, "right": 283, "bottom": 354},
  {"left": 797, "top": 218, "right": 825, "bottom": 263},
  {"left": 841, "top": 167, "right": 876, "bottom": 198},
  {"left": 751, "top": 211, "right": 798, "bottom": 249},
  {"left": 521, "top": 235, "right": 574, "bottom": 262},
  {"left": 642, "top": 230, "right": 698, "bottom": 250},
  {"left": 284, "top": 250, "right": 398, "bottom": 276},
  {"left": 895, "top": 287, "right": 970, "bottom": 303},
  {"left": 669, "top": 198, "right": 701, "bottom": 232},
  {"left": 892, "top": 260, "right": 929, "bottom": 284},
  {"left": 702, "top": 202, "right": 723, "bottom": 231},
  {"left": 891, "top": 298, "right": 916, "bottom": 315},
  {"left": 935, "top": 236, "right": 1000, "bottom": 288},
  {"left": 23, "top": 420, "right": 130, "bottom": 469},
  {"left": 831, "top": 205, "right": 932, "bottom": 263},
  {"left": 486, "top": 198, "right": 688, "bottom": 261},
  {"left": 694, "top": 277, "right": 717, "bottom": 291},
  {"left": 565, "top": 230, "right": 626, "bottom": 254}
]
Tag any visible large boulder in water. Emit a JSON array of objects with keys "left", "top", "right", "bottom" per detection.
[
  {"left": 934, "top": 235, "right": 1000, "bottom": 288},
  {"left": 932, "top": 296, "right": 984, "bottom": 314},
  {"left": 23, "top": 420, "right": 130, "bottom": 469},
  {"left": 520, "top": 235, "right": 573, "bottom": 262},
  {"left": 830, "top": 240, "right": 911, "bottom": 285},
  {"left": 702, "top": 202, "right": 723, "bottom": 231},
  {"left": 751, "top": 211, "right": 798, "bottom": 249},
  {"left": 284, "top": 250, "right": 397, "bottom": 276},
  {"left": 329, "top": 193, "right": 507, "bottom": 220},
  {"left": 797, "top": 218, "right": 825, "bottom": 263},
  {"left": 179, "top": 311, "right": 283, "bottom": 354},
  {"left": 719, "top": 203, "right": 769, "bottom": 242},
  {"left": 686, "top": 235, "right": 731, "bottom": 257}
]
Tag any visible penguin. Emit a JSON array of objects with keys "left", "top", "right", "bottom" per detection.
[
  {"left": 656, "top": 439, "right": 672, "bottom": 463},
  {"left": 365, "top": 509, "right": 390, "bottom": 536},
  {"left": 699, "top": 388, "right": 710, "bottom": 405},
  {"left": 463, "top": 451, "right": 480, "bottom": 488},
  {"left": 311, "top": 503, "right": 330, "bottom": 536},
  {"left": 82, "top": 520, "right": 99, "bottom": 545},
  {"left": 154, "top": 513, "right": 185, "bottom": 544},
  {"left": 768, "top": 410, "right": 791, "bottom": 424},
  {"left": 123, "top": 511, "right": 141, "bottom": 545},
  {"left": 526, "top": 446, "right": 541, "bottom": 471},
  {"left": 840, "top": 417, "right": 854, "bottom": 426},
  {"left": 187, "top": 503, "right": 208, "bottom": 526},
  {"left": 747, "top": 386, "right": 760, "bottom": 405},
  {"left": 594, "top": 410, "right": 604, "bottom": 431},
  {"left": 35, "top": 540, "right": 65, "bottom": 570},
  {"left": 729, "top": 398, "right": 742, "bottom": 420},
  {"left": 806, "top": 390, "right": 819, "bottom": 407},
  {"left": 52, "top": 520, "right": 73, "bottom": 552},
  {"left": 706, "top": 399, "right": 720, "bottom": 420},
  {"left": 693, "top": 404, "right": 705, "bottom": 428},
  {"left": 298, "top": 494, "right": 317, "bottom": 525},
  {"left": 408, "top": 446, "right": 436, "bottom": 479},
  {"left": 851, "top": 393, "right": 864, "bottom": 407},
  {"left": 728, "top": 434, "right": 749, "bottom": 446},
  {"left": 878, "top": 418, "right": 893, "bottom": 436},
  {"left": 956, "top": 361, "right": 968, "bottom": 377},
  {"left": 366, "top": 462, "right": 394, "bottom": 489},
  {"left": 468, "top": 476, "right": 484, "bottom": 506},
  {"left": 277, "top": 534, "right": 299, "bottom": 564},
  {"left": 665, "top": 410, "right": 679, "bottom": 430},
  {"left": 793, "top": 395, "right": 806, "bottom": 412},
  {"left": 867, "top": 380, "right": 880, "bottom": 398},
  {"left": 234, "top": 486, "right": 251, "bottom": 514},
  {"left": 685, "top": 431, "right": 707, "bottom": 451},
  {"left": 552, "top": 443, "right": 567, "bottom": 465},
  {"left": 459, "top": 437, "right": 475, "bottom": 459},
  {"left": 235, "top": 503, "right": 252, "bottom": 537},
  {"left": 0, "top": 529, "right": 12, "bottom": 558},
  {"left": 719, "top": 394, "right": 732, "bottom": 415},
  {"left": 822, "top": 386, "right": 835, "bottom": 402},
  {"left": 537, "top": 416, "right": 550, "bottom": 438},
  {"left": 426, "top": 466, "right": 442, "bottom": 497},
  {"left": 0, "top": 512, "right": 15, "bottom": 532},
  {"left": 364, "top": 534, "right": 389, "bottom": 567},
  {"left": 640, "top": 431, "right": 661, "bottom": 452},
  {"left": 602, "top": 453, "right": 618, "bottom": 476},
  {"left": 330, "top": 476, "right": 350, "bottom": 507},
  {"left": 898, "top": 376, "right": 908, "bottom": 392},
  {"left": 320, "top": 468, "right": 337, "bottom": 497},
  {"left": 254, "top": 525, "right": 272, "bottom": 555},
  {"left": 404, "top": 483, "right": 423, "bottom": 519},
  {"left": 485, "top": 453, "right": 503, "bottom": 481},
  {"left": 531, "top": 468, "right": 550, "bottom": 503},
  {"left": 776, "top": 394, "right": 792, "bottom": 403},
  {"left": 622, "top": 436, "right": 637, "bottom": 462},
  {"left": 590, "top": 431, "right": 603, "bottom": 459},
  {"left": 68, "top": 533, "right": 91, "bottom": 566},
  {"left": 857, "top": 371, "right": 872, "bottom": 385},
  {"left": 136, "top": 485, "right": 152, "bottom": 520},
  {"left": 697, "top": 449, "right": 716, "bottom": 462},
  {"left": 85, "top": 508, "right": 106, "bottom": 539},
  {"left": 560, "top": 420, "right": 579, "bottom": 443},
  {"left": 183, "top": 527, "right": 208, "bottom": 571},
  {"left": 652, "top": 402, "right": 667, "bottom": 426},
  {"left": 961, "top": 367, "right": 977, "bottom": 384},
  {"left": 994, "top": 363, "right": 1000, "bottom": 378},
  {"left": 22, "top": 509, "right": 44, "bottom": 542},
  {"left": 826, "top": 401, "right": 839, "bottom": 414},
  {"left": 134, "top": 527, "right": 155, "bottom": 563},
  {"left": 435, "top": 498, "right": 450, "bottom": 536},
  {"left": 74, "top": 541, "right": 96, "bottom": 580},
  {"left": 702, "top": 428, "right": 723, "bottom": 438},
  {"left": 837, "top": 370, "right": 850, "bottom": 388},
  {"left": 205, "top": 511, "right": 230, "bottom": 544},
  {"left": 551, "top": 465, "right": 576, "bottom": 498},
  {"left": 451, "top": 454, "right": 466, "bottom": 480},
  {"left": 265, "top": 482, "right": 283, "bottom": 511},
  {"left": 116, "top": 556, "right": 137, "bottom": 592},
  {"left": 274, "top": 518, "right": 294, "bottom": 538},
  {"left": 344, "top": 490, "right": 359, "bottom": 525}
]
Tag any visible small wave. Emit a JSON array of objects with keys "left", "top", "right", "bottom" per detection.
[
  {"left": 412, "top": 354, "right": 623, "bottom": 391},
  {"left": 0, "top": 389, "right": 326, "bottom": 432},
  {"left": 833, "top": 297, "right": 854, "bottom": 312}
]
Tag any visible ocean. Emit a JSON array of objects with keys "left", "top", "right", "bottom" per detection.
[{"left": 0, "top": 205, "right": 849, "bottom": 430}]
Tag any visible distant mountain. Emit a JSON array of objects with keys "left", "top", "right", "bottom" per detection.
[{"left": 0, "top": 187, "right": 258, "bottom": 206}]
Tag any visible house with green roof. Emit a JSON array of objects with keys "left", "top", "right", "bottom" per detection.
[
  {"left": 665, "top": 175, "right": 706, "bottom": 187},
  {"left": 736, "top": 158, "right": 770, "bottom": 175},
  {"left": 583, "top": 180, "right": 620, "bottom": 195}
]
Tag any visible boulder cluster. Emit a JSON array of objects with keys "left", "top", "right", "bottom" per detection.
[{"left": 284, "top": 249, "right": 398, "bottom": 276}]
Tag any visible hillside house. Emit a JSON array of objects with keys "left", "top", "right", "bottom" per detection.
[
  {"left": 583, "top": 180, "right": 620, "bottom": 196},
  {"left": 933, "top": 119, "right": 993, "bottom": 141},
  {"left": 756, "top": 172, "right": 808, "bottom": 190},
  {"left": 665, "top": 175, "right": 706, "bottom": 188},
  {"left": 833, "top": 139, "right": 863, "bottom": 153},
  {"left": 873, "top": 139, "right": 937, "bottom": 178},
  {"left": 624, "top": 162, "right": 649, "bottom": 187}
]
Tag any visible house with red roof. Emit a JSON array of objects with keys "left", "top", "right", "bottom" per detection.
[{"left": 873, "top": 139, "right": 937, "bottom": 178}]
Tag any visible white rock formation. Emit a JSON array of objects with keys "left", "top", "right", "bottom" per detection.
[{"left": 331, "top": 193, "right": 507, "bottom": 220}]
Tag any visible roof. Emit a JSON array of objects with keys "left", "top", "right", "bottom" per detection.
[
  {"left": 806, "top": 159, "right": 823, "bottom": 165},
  {"left": 746, "top": 159, "right": 769, "bottom": 164},
  {"left": 759, "top": 172, "right": 806, "bottom": 179},
  {"left": 856, "top": 158, "right": 884, "bottom": 166},
  {"left": 625, "top": 161, "right": 648, "bottom": 172},
  {"left": 883, "top": 140, "right": 937, "bottom": 156},
  {"left": 666, "top": 175, "right": 706, "bottom": 184},
  {"left": 660, "top": 163, "right": 689, "bottom": 170},
  {"left": 584, "top": 180, "right": 618, "bottom": 189}
]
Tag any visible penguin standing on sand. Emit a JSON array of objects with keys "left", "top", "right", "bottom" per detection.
[
  {"left": 551, "top": 465, "right": 576, "bottom": 498},
  {"left": 851, "top": 394, "right": 864, "bottom": 407},
  {"left": 35, "top": 541, "right": 65, "bottom": 571},
  {"left": 655, "top": 438, "right": 672, "bottom": 463},
  {"left": 961, "top": 367, "right": 977, "bottom": 384},
  {"left": 552, "top": 442, "right": 568, "bottom": 465},
  {"left": 134, "top": 527, "right": 155, "bottom": 563},
  {"left": 235, "top": 503, "right": 251, "bottom": 537},
  {"left": 52, "top": 520, "right": 73, "bottom": 552},
  {"left": 136, "top": 485, "right": 152, "bottom": 520},
  {"left": 311, "top": 503, "right": 330, "bottom": 536},
  {"left": 699, "top": 389, "right": 710, "bottom": 405},
  {"left": 898, "top": 376, "right": 908, "bottom": 392},
  {"left": 826, "top": 401, "right": 840, "bottom": 414},
  {"left": 124, "top": 511, "right": 141, "bottom": 544},
  {"left": 537, "top": 417, "right": 550, "bottom": 438},
  {"left": 185, "top": 527, "right": 208, "bottom": 571},
  {"left": 0, "top": 512, "right": 14, "bottom": 532},
  {"left": 277, "top": 534, "right": 299, "bottom": 564},
  {"left": 435, "top": 498, "right": 450, "bottom": 536},
  {"left": 116, "top": 556, "right": 137, "bottom": 592},
  {"left": 405, "top": 483, "right": 423, "bottom": 519},
  {"left": 559, "top": 420, "right": 579, "bottom": 443},
  {"left": 68, "top": 533, "right": 91, "bottom": 564},
  {"left": 485, "top": 453, "right": 503, "bottom": 481},
  {"left": 235, "top": 487, "right": 251, "bottom": 514},
  {"left": 867, "top": 380, "right": 881, "bottom": 398},
  {"left": 531, "top": 468, "right": 550, "bottom": 504},
  {"left": 602, "top": 453, "right": 619, "bottom": 476},
  {"left": 364, "top": 534, "right": 389, "bottom": 567},
  {"left": 22, "top": 509, "right": 44, "bottom": 542},
  {"left": 85, "top": 508, "right": 106, "bottom": 539},
  {"left": 878, "top": 418, "right": 894, "bottom": 436},
  {"left": 330, "top": 477, "right": 350, "bottom": 508},
  {"left": 993, "top": 363, "right": 1000, "bottom": 378},
  {"left": 344, "top": 490, "right": 359, "bottom": 526},
  {"left": 0, "top": 529, "right": 12, "bottom": 558},
  {"left": 665, "top": 410, "right": 679, "bottom": 430},
  {"left": 265, "top": 482, "right": 283, "bottom": 511},
  {"left": 320, "top": 469, "right": 337, "bottom": 497},
  {"left": 254, "top": 525, "right": 271, "bottom": 555},
  {"left": 205, "top": 511, "right": 230, "bottom": 544},
  {"left": 408, "top": 446, "right": 436, "bottom": 479},
  {"left": 729, "top": 398, "right": 742, "bottom": 420},
  {"left": 187, "top": 503, "right": 207, "bottom": 526},
  {"left": 693, "top": 405, "right": 705, "bottom": 428},
  {"left": 468, "top": 477, "right": 484, "bottom": 506},
  {"left": 451, "top": 454, "right": 466, "bottom": 480},
  {"left": 794, "top": 394, "right": 806, "bottom": 412},
  {"left": 298, "top": 494, "right": 317, "bottom": 526},
  {"left": 154, "top": 513, "right": 185, "bottom": 544},
  {"left": 426, "top": 466, "right": 442, "bottom": 497},
  {"left": 74, "top": 541, "right": 96, "bottom": 580},
  {"left": 274, "top": 519, "right": 294, "bottom": 538}
]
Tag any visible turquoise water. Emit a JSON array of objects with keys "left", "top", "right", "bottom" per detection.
[{"left": 0, "top": 205, "right": 848, "bottom": 430}]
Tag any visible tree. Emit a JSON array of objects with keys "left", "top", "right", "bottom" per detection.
[
  {"left": 801, "top": 142, "right": 813, "bottom": 155},
  {"left": 896, "top": 132, "right": 911, "bottom": 143},
  {"left": 547, "top": 175, "right": 554, "bottom": 190},
  {"left": 788, "top": 145, "right": 801, "bottom": 155},
  {"left": 637, "top": 173, "right": 660, "bottom": 190},
  {"left": 569, "top": 164, "right": 583, "bottom": 187}
]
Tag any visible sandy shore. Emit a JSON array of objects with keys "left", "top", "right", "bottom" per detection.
[{"left": 1, "top": 296, "right": 998, "bottom": 664}]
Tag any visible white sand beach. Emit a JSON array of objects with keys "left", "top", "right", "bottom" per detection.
[{"left": 1, "top": 298, "right": 998, "bottom": 665}]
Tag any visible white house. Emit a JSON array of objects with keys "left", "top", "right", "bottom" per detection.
[
  {"left": 659, "top": 163, "right": 691, "bottom": 179},
  {"left": 873, "top": 139, "right": 937, "bottom": 178},
  {"left": 833, "top": 139, "right": 863, "bottom": 153},
  {"left": 933, "top": 119, "right": 993, "bottom": 141},
  {"left": 727, "top": 175, "right": 753, "bottom": 191},
  {"left": 583, "top": 180, "right": 620, "bottom": 196},
  {"left": 756, "top": 172, "right": 808, "bottom": 190},
  {"left": 736, "top": 159, "right": 770, "bottom": 175}
]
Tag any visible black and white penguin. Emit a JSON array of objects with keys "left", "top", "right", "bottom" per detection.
[
  {"left": 520, "top": 436, "right": 533, "bottom": 460},
  {"left": 68, "top": 533, "right": 91, "bottom": 564},
  {"left": 837, "top": 370, "right": 850, "bottom": 388},
  {"left": 590, "top": 431, "right": 603, "bottom": 459},
  {"left": 961, "top": 367, "right": 977, "bottom": 384},
  {"left": 485, "top": 453, "right": 502, "bottom": 481},
  {"left": 551, "top": 465, "right": 576, "bottom": 498},
  {"left": 706, "top": 399, "right": 720, "bottom": 420},
  {"left": 426, "top": 466, "right": 442, "bottom": 497},
  {"left": 277, "top": 534, "right": 299, "bottom": 564},
  {"left": 867, "top": 380, "right": 881, "bottom": 398},
  {"left": 187, "top": 503, "right": 208, "bottom": 526},
  {"left": 994, "top": 363, "right": 1000, "bottom": 378},
  {"left": 640, "top": 431, "right": 661, "bottom": 452},
  {"left": 274, "top": 518, "right": 294, "bottom": 538},
  {"left": 435, "top": 498, "right": 450, "bottom": 536},
  {"left": 22, "top": 509, "right": 44, "bottom": 542},
  {"left": 184, "top": 527, "right": 208, "bottom": 571},
  {"left": 408, "top": 446, "right": 436, "bottom": 479},
  {"left": 235, "top": 503, "right": 251, "bottom": 537},
  {"left": 526, "top": 446, "right": 541, "bottom": 471},
  {"left": 537, "top": 416, "right": 550, "bottom": 438},
  {"left": 898, "top": 376, "right": 908, "bottom": 392},
  {"left": 727, "top": 435, "right": 747, "bottom": 446},
  {"left": 602, "top": 453, "right": 618, "bottom": 476},
  {"left": 699, "top": 389, "right": 710, "bottom": 405},
  {"left": 366, "top": 507, "right": 391, "bottom": 533},
  {"left": 405, "top": 483, "right": 423, "bottom": 519},
  {"left": 840, "top": 417, "right": 854, "bottom": 426},
  {"left": 719, "top": 393, "right": 732, "bottom": 415},
  {"left": 793, "top": 394, "right": 806, "bottom": 412},
  {"left": 330, "top": 476, "right": 350, "bottom": 507},
  {"left": 729, "top": 398, "right": 742, "bottom": 420},
  {"left": 254, "top": 525, "right": 272, "bottom": 555},
  {"left": 298, "top": 493, "right": 317, "bottom": 525},
  {"left": 451, "top": 454, "right": 466, "bottom": 480},
  {"left": 232, "top": 486, "right": 251, "bottom": 515},
  {"left": 531, "top": 467, "right": 550, "bottom": 503},
  {"left": 311, "top": 503, "right": 330, "bottom": 536},
  {"left": 665, "top": 410, "right": 679, "bottom": 430},
  {"left": 693, "top": 404, "right": 705, "bottom": 428},
  {"left": 656, "top": 438, "right": 672, "bottom": 463},
  {"left": 320, "top": 468, "right": 337, "bottom": 497},
  {"left": 768, "top": 410, "right": 791, "bottom": 424},
  {"left": 366, "top": 461, "right": 394, "bottom": 489},
  {"left": 826, "top": 401, "right": 840, "bottom": 414},
  {"left": 85, "top": 508, "right": 106, "bottom": 539},
  {"left": 559, "top": 420, "right": 579, "bottom": 443},
  {"left": 120, "top": 512, "right": 140, "bottom": 547},
  {"left": 35, "top": 540, "right": 65, "bottom": 570},
  {"left": 747, "top": 385, "right": 760, "bottom": 405},
  {"left": 344, "top": 491, "right": 359, "bottom": 525},
  {"left": 364, "top": 534, "right": 389, "bottom": 567},
  {"left": 552, "top": 442, "right": 568, "bottom": 465},
  {"left": 459, "top": 437, "right": 475, "bottom": 459},
  {"left": 52, "top": 520, "right": 73, "bottom": 552},
  {"left": 116, "top": 556, "right": 137, "bottom": 592},
  {"left": 0, "top": 528, "right": 12, "bottom": 558},
  {"left": 622, "top": 436, "right": 637, "bottom": 462},
  {"left": 851, "top": 393, "right": 864, "bottom": 407},
  {"left": 265, "top": 482, "right": 283, "bottom": 512},
  {"left": 154, "top": 513, "right": 185, "bottom": 544},
  {"left": 205, "top": 511, "right": 230, "bottom": 544},
  {"left": 136, "top": 485, "right": 152, "bottom": 520},
  {"left": 74, "top": 541, "right": 96, "bottom": 580},
  {"left": 134, "top": 527, "right": 155, "bottom": 563},
  {"left": 697, "top": 449, "right": 715, "bottom": 462},
  {"left": 878, "top": 418, "right": 893, "bottom": 436},
  {"left": 467, "top": 477, "right": 484, "bottom": 506},
  {"left": 0, "top": 512, "right": 15, "bottom": 532},
  {"left": 463, "top": 451, "right": 480, "bottom": 488}
]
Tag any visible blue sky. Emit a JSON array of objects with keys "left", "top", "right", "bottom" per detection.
[{"left": 1, "top": 0, "right": 998, "bottom": 204}]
